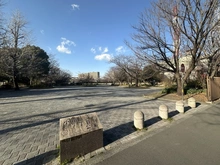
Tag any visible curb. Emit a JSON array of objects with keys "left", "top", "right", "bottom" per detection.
[{"left": 46, "top": 102, "right": 210, "bottom": 165}]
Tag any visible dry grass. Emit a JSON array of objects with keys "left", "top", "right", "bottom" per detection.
[{"left": 144, "top": 92, "right": 208, "bottom": 103}]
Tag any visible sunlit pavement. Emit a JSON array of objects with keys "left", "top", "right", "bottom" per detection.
[{"left": 0, "top": 86, "right": 207, "bottom": 165}]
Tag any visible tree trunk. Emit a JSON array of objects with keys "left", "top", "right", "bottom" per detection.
[
  {"left": 29, "top": 77, "right": 33, "bottom": 86},
  {"left": 176, "top": 73, "right": 182, "bottom": 96},
  {"left": 13, "top": 75, "right": 19, "bottom": 90},
  {"left": 135, "top": 78, "right": 139, "bottom": 87}
]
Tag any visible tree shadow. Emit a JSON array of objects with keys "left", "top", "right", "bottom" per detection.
[
  {"left": 103, "top": 121, "right": 134, "bottom": 146},
  {"left": 0, "top": 86, "right": 154, "bottom": 105},
  {"left": 103, "top": 110, "right": 181, "bottom": 146},
  {"left": 5, "top": 99, "right": 199, "bottom": 165},
  {"left": 0, "top": 86, "right": 107, "bottom": 99},
  {"left": 14, "top": 149, "right": 59, "bottom": 165},
  {"left": 103, "top": 105, "right": 190, "bottom": 146},
  {"left": 0, "top": 99, "right": 154, "bottom": 135}
]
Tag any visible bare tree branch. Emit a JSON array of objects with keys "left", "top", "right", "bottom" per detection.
[{"left": 127, "top": 0, "right": 220, "bottom": 95}]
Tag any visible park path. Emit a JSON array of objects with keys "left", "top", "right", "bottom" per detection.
[{"left": 0, "top": 86, "right": 189, "bottom": 165}]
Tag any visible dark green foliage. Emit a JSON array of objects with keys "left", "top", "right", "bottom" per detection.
[
  {"left": 21, "top": 45, "right": 50, "bottom": 86},
  {"left": 0, "top": 83, "right": 12, "bottom": 89},
  {"left": 0, "top": 44, "right": 72, "bottom": 89},
  {"left": 184, "top": 79, "right": 204, "bottom": 94},
  {"left": 161, "top": 86, "right": 177, "bottom": 94},
  {"left": 185, "top": 88, "right": 204, "bottom": 95},
  {"left": 185, "top": 80, "right": 203, "bottom": 89}
]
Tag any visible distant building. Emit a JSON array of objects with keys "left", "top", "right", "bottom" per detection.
[{"left": 78, "top": 72, "right": 100, "bottom": 81}]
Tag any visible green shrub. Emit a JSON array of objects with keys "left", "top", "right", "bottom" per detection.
[
  {"left": 186, "top": 80, "right": 203, "bottom": 89},
  {"left": 162, "top": 86, "right": 177, "bottom": 94},
  {"left": 186, "top": 88, "right": 204, "bottom": 95},
  {"left": 186, "top": 88, "right": 197, "bottom": 94}
]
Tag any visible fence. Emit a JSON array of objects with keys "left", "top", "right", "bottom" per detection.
[{"left": 207, "top": 77, "right": 220, "bottom": 101}]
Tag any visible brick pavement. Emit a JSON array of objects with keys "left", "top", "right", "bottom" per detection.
[{"left": 0, "top": 87, "right": 207, "bottom": 165}]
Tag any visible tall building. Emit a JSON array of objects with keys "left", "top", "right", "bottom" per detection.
[{"left": 78, "top": 72, "right": 100, "bottom": 81}]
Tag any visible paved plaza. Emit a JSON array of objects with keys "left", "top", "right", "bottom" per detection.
[{"left": 0, "top": 86, "right": 207, "bottom": 165}]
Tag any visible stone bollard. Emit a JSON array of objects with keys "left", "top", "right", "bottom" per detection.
[
  {"left": 159, "top": 105, "right": 169, "bottom": 119},
  {"left": 188, "top": 97, "right": 196, "bottom": 108},
  {"left": 134, "top": 110, "right": 144, "bottom": 129},
  {"left": 176, "top": 101, "right": 184, "bottom": 113}
]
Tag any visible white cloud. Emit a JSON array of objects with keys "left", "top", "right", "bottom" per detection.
[
  {"left": 90, "top": 48, "right": 96, "bottom": 54},
  {"left": 115, "top": 46, "right": 126, "bottom": 54},
  {"left": 102, "top": 47, "right": 108, "bottom": 53},
  {"left": 56, "top": 38, "right": 76, "bottom": 54},
  {"left": 40, "top": 30, "right": 44, "bottom": 34},
  {"left": 95, "top": 46, "right": 108, "bottom": 53},
  {"left": 91, "top": 46, "right": 111, "bottom": 61},
  {"left": 90, "top": 46, "right": 108, "bottom": 54},
  {"left": 48, "top": 46, "right": 52, "bottom": 51},
  {"left": 95, "top": 54, "right": 112, "bottom": 61},
  {"left": 71, "top": 4, "right": 79, "bottom": 10}
]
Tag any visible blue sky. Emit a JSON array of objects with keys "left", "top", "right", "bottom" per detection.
[{"left": 3, "top": 0, "right": 151, "bottom": 77}]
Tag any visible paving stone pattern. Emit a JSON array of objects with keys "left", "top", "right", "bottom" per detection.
[{"left": 0, "top": 86, "right": 189, "bottom": 165}]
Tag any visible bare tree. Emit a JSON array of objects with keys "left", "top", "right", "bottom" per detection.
[
  {"left": 0, "top": 0, "right": 7, "bottom": 81},
  {"left": 0, "top": 0, "right": 6, "bottom": 47},
  {"left": 103, "top": 67, "right": 116, "bottom": 84},
  {"left": 202, "top": 20, "right": 220, "bottom": 78},
  {"left": 110, "top": 55, "right": 146, "bottom": 87},
  {"left": 45, "top": 56, "right": 71, "bottom": 86},
  {"left": 104, "top": 66, "right": 128, "bottom": 85},
  {"left": 1, "top": 10, "right": 30, "bottom": 89},
  {"left": 127, "top": 0, "right": 220, "bottom": 95},
  {"left": 142, "top": 64, "right": 163, "bottom": 84}
]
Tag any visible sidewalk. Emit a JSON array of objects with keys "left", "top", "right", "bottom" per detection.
[
  {"left": 0, "top": 87, "right": 215, "bottom": 165},
  {"left": 0, "top": 87, "right": 185, "bottom": 165},
  {"left": 78, "top": 101, "right": 220, "bottom": 165}
]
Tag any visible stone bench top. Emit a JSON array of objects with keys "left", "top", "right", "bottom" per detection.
[{"left": 60, "top": 112, "right": 103, "bottom": 141}]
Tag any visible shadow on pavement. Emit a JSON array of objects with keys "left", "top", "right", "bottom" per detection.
[
  {"left": 196, "top": 102, "right": 201, "bottom": 107},
  {"left": 14, "top": 149, "right": 58, "bottom": 165},
  {"left": 0, "top": 87, "right": 81, "bottom": 98},
  {"left": 103, "top": 104, "right": 197, "bottom": 146},
  {"left": 9, "top": 100, "right": 201, "bottom": 165},
  {"left": 0, "top": 86, "right": 152, "bottom": 99},
  {"left": 103, "top": 121, "right": 134, "bottom": 146},
  {"left": 103, "top": 112, "right": 176, "bottom": 146},
  {"left": 169, "top": 110, "right": 179, "bottom": 118},
  {"left": 144, "top": 116, "right": 162, "bottom": 127},
  {"left": 0, "top": 98, "right": 154, "bottom": 135},
  {"left": 103, "top": 115, "right": 166, "bottom": 146}
]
